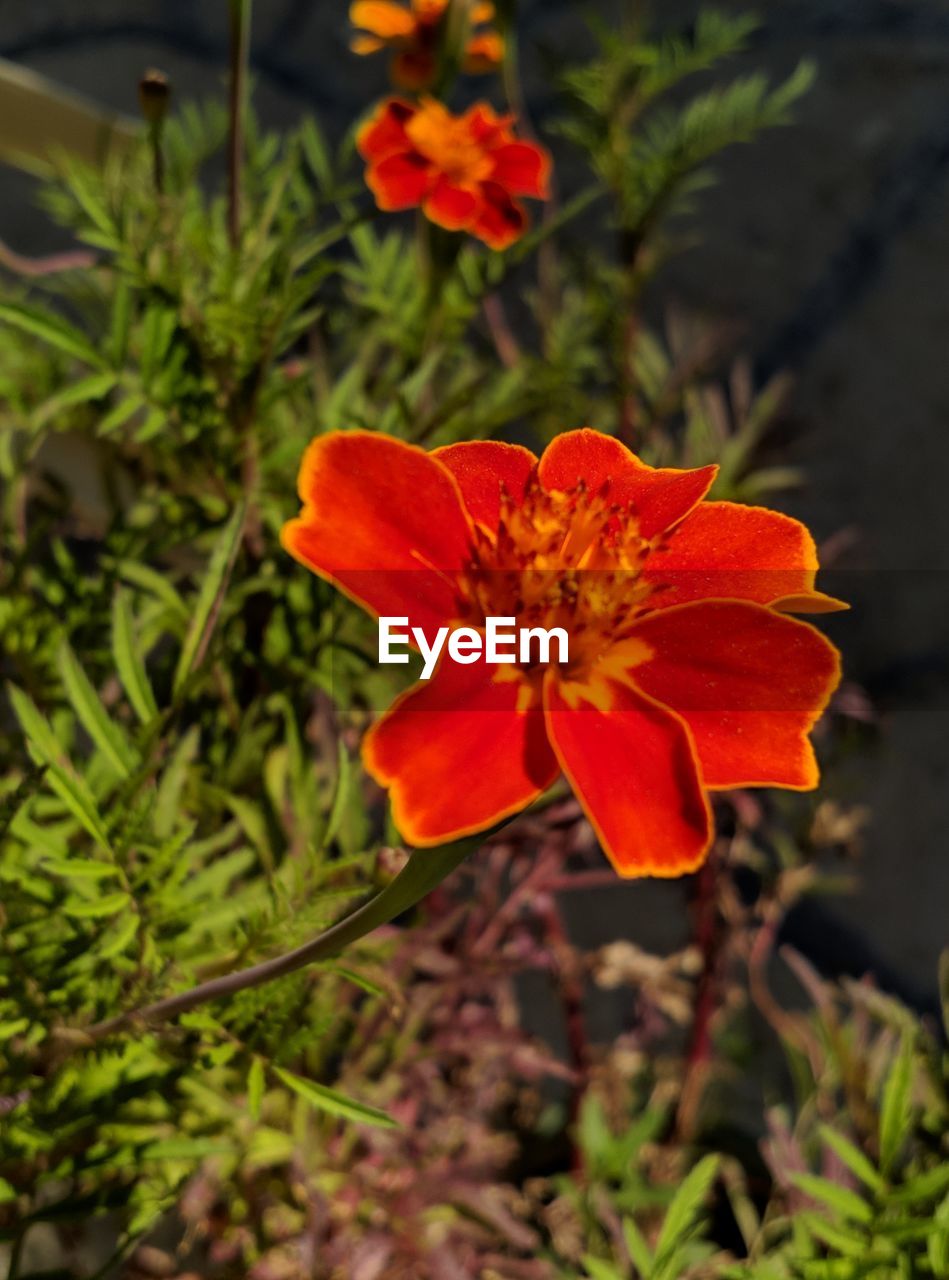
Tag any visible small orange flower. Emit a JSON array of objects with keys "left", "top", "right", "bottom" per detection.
[
  {"left": 357, "top": 97, "right": 551, "bottom": 250},
  {"left": 351, "top": 0, "right": 503, "bottom": 90},
  {"left": 283, "top": 429, "right": 846, "bottom": 878}
]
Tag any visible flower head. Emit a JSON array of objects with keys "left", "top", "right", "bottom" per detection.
[
  {"left": 351, "top": 0, "right": 503, "bottom": 90},
  {"left": 358, "top": 97, "right": 550, "bottom": 250},
  {"left": 283, "top": 429, "right": 845, "bottom": 878}
]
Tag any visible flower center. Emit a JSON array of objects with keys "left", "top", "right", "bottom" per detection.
[
  {"left": 459, "top": 475, "right": 654, "bottom": 676},
  {"left": 407, "top": 100, "right": 494, "bottom": 185}
]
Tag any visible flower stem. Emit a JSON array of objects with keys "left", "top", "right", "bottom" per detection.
[
  {"left": 227, "top": 0, "right": 252, "bottom": 249},
  {"left": 79, "top": 836, "right": 480, "bottom": 1042}
]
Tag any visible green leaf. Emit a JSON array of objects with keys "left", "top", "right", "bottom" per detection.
[
  {"left": 654, "top": 1154, "right": 720, "bottom": 1275},
  {"left": 272, "top": 1066, "right": 397, "bottom": 1130},
  {"left": 581, "top": 1259, "right": 622, "bottom": 1280},
  {"left": 819, "top": 1125, "right": 886, "bottom": 1195},
  {"left": 329, "top": 965, "right": 387, "bottom": 1001},
  {"left": 62, "top": 892, "right": 132, "bottom": 920},
  {"left": 112, "top": 590, "right": 159, "bottom": 725},
  {"left": 247, "top": 1057, "right": 265, "bottom": 1121},
  {"left": 0, "top": 1018, "right": 30, "bottom": 1042},
  {"left": 33, "top": 370, "right": 118, "bottom": 427},
  {"left": 7, "top": 683, "right": 112, "bottom": 852},
  {"left": 0, "top": 300, "right": 107, "bottom": 367},
  {"left": 40, "top": 856, "right": 122, "bottom": 881},
  {"left": 790, "top": 1173, "right": 873, "bottom": 1224},
  {"left": 879, "top": 1034, "right": 915, "bottom": 1176},
  {"left": 58, "top": 641, "right": 135, "bottom": 778},
  {"left": 172, "top": 503, "right": 246, "bottom": 695},
  {"left": 0, "top": 1177, "right": 16, "bottom": 1204},
  {"left": 622, "top": 1216, "right": 655, "bottom": 1277},
  {"left": 322, "top": 740, "right": 353, "bottom": 849}
]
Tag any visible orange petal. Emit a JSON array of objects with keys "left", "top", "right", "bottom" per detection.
[
  {"left": 433, "top": 440, "right": 538, "bottom": 530},
  {"left": 470, "top": 1, "right": 496, "bottom": 22},
  {"left": 352, "top": 35, "right": 385, "bottom": 53},
  {"left": 357, "top": 98, "right": 416, "bottom": 163},
  {"left": 538, "top": 428, "right": 718, "bottom": 540},
  {"left": 364, "top": 659, "right": 558, "bottom": 845},
  {"left": 489, "top": 141, "right": 550, "bottom": 199},
  {"left": 367, "top": 152, "right": 431, "bottom": 210},
  {"left": 351, "top": 1, "right": 416, "bottom": 38},
  {"left": 472, "top": 183, "right": 527, "bottom": 250},
  {"left": 282, "top": 431, "right": 473, "bottom": 635},
  {"left": 629, "top": 600, "right": 842, "bottom": 789},
  {"left": 423, "top": 176, "right": 480, "bottom": 230},
  {"left": 645, "top": 500, "right": 844, "bottom": 611},
  {"left": 544, "top": 674, "right": 712, "bottom": 878},
  {"left": 464, "top": 32, "right": 505, "bottom": 72}
]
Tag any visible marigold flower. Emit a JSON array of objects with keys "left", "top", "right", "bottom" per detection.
[
  {"left": 283, "top": 429, "right": 845, "bottom": 878},
  {"left": 357, "top": 97, "right": 550, "bottom": 250},
  {"left": 351, "top": 0, "right": 503, "bottom": 90}
]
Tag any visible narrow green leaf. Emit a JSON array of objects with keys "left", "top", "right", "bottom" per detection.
[
  {"left": 58, "top": 641, "right": 134, "bottom": 778},
  {"left": 791, "top": 1173, "right": 873, "bottom": 1224},
  {"left": 0, "top": 1176, "right": 16, "bottom": 1204},
  {"left": 879, "top": 1034, "right": 915, "bottom": 1176},
  {"left": 172, "top": 503, "right": 246, "bottom": 695},
  {"left": 0, "top": 300, "right": 106, "bottom": 367},
  {"left": 97, "top": 913, "right": 140, "bottom": 960},
  {"left": 62, "top": 892, "right": 131, "bottom": 920},
  {"left": 112, "top": 590, "right": 159, "bottom": 725},
  {"left": 322, "top": 739, "right": 353, "bottom": 848},
  {"left": 0, "top": 1018, "right": 30, "bottom": 1041},
  {"left": 581, "top": 1259, "right": 622, "bottom": 1280},
  {"left": 40, "top": 856, "right": 122, "bottom": 881},
  {"left": 7, "top": 683, "right": 112, "bottom": 852},
  {"left": 622, "top": 1216, "right": 655, "bottom": 1277},
  {"left": 33, "top": 370, "right": 118, "bottom": 427},
  {"left": 819, "top": 1125, "right": 886, "bottom": 1195},
  {"left": 247, "top": 1057, "right": 265, "bottom": 1121},
  {"left": 654, "top": 1154, "right": 720, "bottom": 1272},
  {"left": 272, "top": 1065, "right": 397, "bottom": 1130},
  {"left": 329, "top": 965, "right": 387, "bottom": 1001}
]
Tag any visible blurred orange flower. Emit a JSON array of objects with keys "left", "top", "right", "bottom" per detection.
[
  {"left": 283, "top": 429, "right": 845, "bottom": 878},
  {"left": 351, "top": 0, "right": 503, "bottom": 90},
  {"left": 357, "top": 97, "right": 550, "bottom": 250}
]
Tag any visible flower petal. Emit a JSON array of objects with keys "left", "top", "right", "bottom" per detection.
[
  {"left": 433, "top": 440, "right": 538, "bottom": 530},
  {"left": 356, "top": 98, "right": 416, "bottom": 163},
  {"left": 644, "top": 500, "right": 847, "bottom": 611},
  {"left": 423, "top": 176, "right": 480, "bottom": 230},
  {"left": 282, "top": 431, "right": 473, "bottom": 635},
  {"left": 472, "top": 184, "right": 527, "bottom": 250},
  {"left": 367, "top": 151, "right": 431, "bottom": 210},
  {"left": 351, "top": 1, "right": 416, "bottom": 38},
  {"left": 544, "top": 674, "right": 712, "bottom": 877},
  {"left": 464, "top": 31, "right": 505, "bottom": 72},
  {"left": 364, "top": 659, "right": 558, "bottom": 844},
  {"left": 629, "top": 600, "right": 842, "bottom": 789},
  {"left": 489, "top": 141, "right": 551, "bottom": 198},
  {"left": 538, "top": 428, "right": 718, "bottom": 539}
]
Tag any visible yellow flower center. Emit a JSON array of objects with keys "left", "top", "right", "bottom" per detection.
[
  {"left": 406, "top": 100, "right": 493, "bottom": 185},
  {"left": 459, "top": 476, "right": 654, "bottom": 677}
]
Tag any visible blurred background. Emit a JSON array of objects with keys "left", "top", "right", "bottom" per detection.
[{"left": 1, "top": 0, "right": 945, "bottom": 1009}]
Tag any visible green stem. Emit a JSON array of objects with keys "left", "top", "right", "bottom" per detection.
[
  {"left": 227, "top": 0, "right": 252, "bottom": 249},
  {"left": 81, "top": 836, "right": 479, "bottom": 1040}
]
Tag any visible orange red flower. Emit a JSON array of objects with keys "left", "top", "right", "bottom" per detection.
[
  {"left": 351, "top": 0, "right": 503, "bottom": 90},
  {"left": 283, "top": 429, "right": 845, "bottom": 878},
  {"left": 357, "top": 97, "right": 550, "bottom": 250}
]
